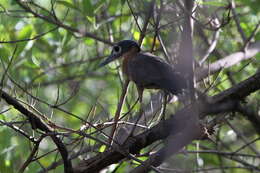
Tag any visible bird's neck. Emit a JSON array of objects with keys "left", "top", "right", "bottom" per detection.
[
  {"left": 123, "top": 47, "right": 140, "bottom": 59},
  {"left": 122, "top": 47, "right": 139, "bottom": 78}
]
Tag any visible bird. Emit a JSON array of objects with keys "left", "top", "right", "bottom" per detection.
[{"left": 99, "top": 40, "right": 187, "bottom": 102}]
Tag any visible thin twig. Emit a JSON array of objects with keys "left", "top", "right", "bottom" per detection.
[
  {"left": 14, "top": 0, "right": 112, "bottom": 45},
  {"left": 0, "top": 27, "right": 59, "bottom": 44},
  {"left": 19, "top": 135, "right": 45, "bottom": 173},
  {"left": 109, "top": 80, "right": 129, "bottom": 146}
]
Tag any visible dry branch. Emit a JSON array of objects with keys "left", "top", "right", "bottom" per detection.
[{"left": 74, "top": 70, "right": 260, "bottom": 173}]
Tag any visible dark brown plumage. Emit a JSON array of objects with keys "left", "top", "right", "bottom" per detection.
[{"left": 99, "top": 40, "right": 187, "bottom": 101}]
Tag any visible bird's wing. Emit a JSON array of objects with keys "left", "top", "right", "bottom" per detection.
[
  {"left": 128, "top": 53, "right": 168, "bottom": 82},
  {"left": 128, "top": 53, "right": 185, "bottom": 94}
]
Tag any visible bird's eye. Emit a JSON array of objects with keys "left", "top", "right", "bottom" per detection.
[{"left": 113, "top": 46, "right": 121, "bottom": 53}]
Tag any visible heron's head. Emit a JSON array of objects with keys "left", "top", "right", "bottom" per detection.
[{"left": 99, "top": 40, "right": 140, "bottom": 67}]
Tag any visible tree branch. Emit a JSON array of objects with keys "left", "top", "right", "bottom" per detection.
[
  {"left": 74, "top": 70, "right": 260, "bottom": 173},
  {"left": 196, "top": 41, "right": 260, "bottom": 81},
  {"left": 14, "top": 0, "right": 112, "bottom": 45},
  {"left": 0, "top": 89, "right": 73, "bottom": 173}
]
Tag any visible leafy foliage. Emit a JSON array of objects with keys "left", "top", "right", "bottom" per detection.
[{"left": 0, "top": 0, "right": 259, "bottom": 173}]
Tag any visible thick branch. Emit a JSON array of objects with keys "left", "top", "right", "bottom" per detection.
[
  {"left": 1, "top": 90, "right": 50, "bottom": 131},
  {"left": 196, "top": 41, "right": 260, "bottom": 81},
  {"left": 74, "top": 70, "right": 260, "bottom": 173},
  {"left": 0, "top": 89, "right": 73, "bottom": 173},
  {"left": 210, "top": 70, "right": 260, "bottom": 103}
]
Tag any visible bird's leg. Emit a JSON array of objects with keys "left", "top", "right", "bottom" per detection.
[
  {"left": 137, "top": 87, "right": 146, "bottom": 124},
  {"left": 159, "top": 91, "right": 168, "bottom": 121},
  {"left": 137, "top": 86, "right": 143, "bottom": 105},
  {"left": 109, "top": 80, "right": 130, "bottom": 147},
  {"left": 127, "top": 86, "right": 145, "bottom": 139},
  {"left": 162, "top": 92, "right": 168, "bottom": 120}
]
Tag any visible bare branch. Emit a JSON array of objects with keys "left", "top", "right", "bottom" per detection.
[
  {"left": 0, "top": 90, "right": 73, "bottom": 173},
  {"left": 14, "top": 0, "right": 112, "bottom": 45},
  {"left": 74, "top": 70, "right": 260, "bottom": 173},
  {"left": 196, "top": 41, "right": 260, "bottom": 81}
]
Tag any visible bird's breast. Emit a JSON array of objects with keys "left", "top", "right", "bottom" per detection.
[
  {"left": 122, "top": 54, "right": 136, "bottom": 81},
  {"left": 122, "top": 57, "right": 129, "bottom": 76}
]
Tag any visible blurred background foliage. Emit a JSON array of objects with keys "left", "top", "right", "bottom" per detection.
[{"left": 0, "top": 0, "right": 259, "bottom": 172}]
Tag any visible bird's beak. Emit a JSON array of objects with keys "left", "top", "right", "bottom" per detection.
[{"left": 98, "top": 54, "right": 119, "bottom": 68}]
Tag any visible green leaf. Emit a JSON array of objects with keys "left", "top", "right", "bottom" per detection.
[
  {"left": 84, "top": 38, "right": 94, "bottom": 46},
  {"left": 62, "top": 31, "right": 72, "bottom": 48},
  {"left": 31, "top": 56, "right": 40, "bottom": 67},
  {"left": 16, "top": 25, "right": 33, "bottom": 55},
  {"left": 197, "top": 0, "right": 227, "bottom": 6},
  {"left": 93, "top": 0, "right": 106, "bottom": 14},
  {"left": 99, "top": 145, "right": 106, "bottom": 152},
  {"left": 86, "top": 16, "right": 96, "bottom": 25},
  {"left": 82, "top": 0, "right": 94, "bottom": 17},
  {"left": 56, "top": 0, "right": 79, "bottom": 11},
  {"left": 0, "top": 46, "right": 10, "bottom": 63},
  {"left": 17, "top": 25, "right": 32, "bottom": 40}
]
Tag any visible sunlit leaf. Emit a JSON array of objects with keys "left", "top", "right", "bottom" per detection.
[
  {"left": 16, "top": 25, "right": 33, "bottom": 55},
  {"left": 31, "top": 56, "right": 40, "bottom": 67},
  {"left": 56, "top": 0, "right": 79, "bottom": 11},
  {"left": 99, "top": 145, "right": 106, "bottom": 152},
  {"left": 197, "top": 0, "right": 227, "bottom": 6},
  {"left": 62, "top": 30, "right": 72, "bottom": 47}
]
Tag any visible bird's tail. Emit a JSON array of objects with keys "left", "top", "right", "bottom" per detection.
[{"left": 168, "top": 73, "right": 188, "bottom": 95}]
